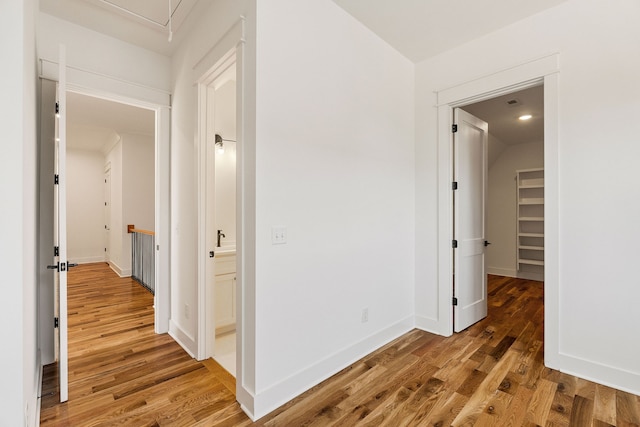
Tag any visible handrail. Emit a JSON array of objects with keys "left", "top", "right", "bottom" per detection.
[{"left": 127, "top": 224, "right": 155, "bottom": 236}]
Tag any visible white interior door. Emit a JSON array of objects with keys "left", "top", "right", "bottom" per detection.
[
  {"left": 453, "top": 108, "right": 488, "bottom": 332},
  {"left": 55, "top": 45, "right": 69, "bottom": 402}
]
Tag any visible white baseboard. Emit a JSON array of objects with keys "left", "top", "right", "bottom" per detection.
[
  {"left": 169, "top": 320, "right": 197, "bottom": 358},
  {"left": 414, "top": 314, "right": 444, "bottom": 335},
  {"left": 250, "top": 316, "right": 415, "bottom": 420},
  {"left": 555, "top": 351, "right": 640, "bottom": 397},
  {"left": 69, "top": 255, "right": 106, "bottom": 265},
  {"left": 108, "top": 261, "right": 131, "bottom": 277},
  {"left": 487, "top": 267, "right": 517, "bottom": 277},
  {"left": 516, "top": 271, "right": 544, "bottom": 281}
]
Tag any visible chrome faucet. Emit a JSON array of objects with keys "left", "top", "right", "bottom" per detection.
[{"left": 217, "top": 229, "right": 225, "bottom": 247}]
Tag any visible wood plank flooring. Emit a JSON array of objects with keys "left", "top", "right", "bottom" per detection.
[{"left": 40, "top": 265, "right": 640, "bottom": 426}]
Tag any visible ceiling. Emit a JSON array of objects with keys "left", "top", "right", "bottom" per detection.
[
  {"left": 462, "top": 85, "right": 544, "bottom": 146},
  {"left": 47, "top": 1, "right": 550, "bottom": 152},
  {"left": 40, "top": 0, "right": 569, "bottom": 60},
  {"left": 67, "top": 92, "right": 155, "bottom": 152},
  {"left": 39, "top": 0, "right": 208, "bottom": 56},
  {"left": 332, "top": 0, "right": 569, "bottom": 62}
]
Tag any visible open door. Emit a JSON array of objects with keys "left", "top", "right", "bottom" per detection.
[
  {"left": 453, "top": 108, "right": 489, "bottom": 332},
  {"left": 51, "top": 45, "right": 70, "bottom": 402}
]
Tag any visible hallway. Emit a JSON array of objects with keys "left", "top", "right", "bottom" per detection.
[{"left": 39, "top": 263, "right": 240, "bottom": 426}]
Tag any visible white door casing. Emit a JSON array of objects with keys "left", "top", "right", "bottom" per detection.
[
  {"left": 104, "top": 166, "right": 111, "bottom": 262},
  {"left": 453, "top": 108, "right": 488, "bottom": 332}
]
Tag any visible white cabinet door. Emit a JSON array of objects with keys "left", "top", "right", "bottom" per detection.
[{"left": 215, "top": 273, "right": 236, "bottom": 329}]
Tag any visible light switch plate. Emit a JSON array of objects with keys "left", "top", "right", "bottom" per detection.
[{"left": 272, "top": 226, "right": 287, "bottom": 244}]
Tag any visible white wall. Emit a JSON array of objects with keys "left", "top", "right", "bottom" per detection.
[
  {"left": 415, "top": 0, "right": 640, "bottom": 395},
  {"left": 171, "top": 0, "right": 414, "bottom": 419},
  {"left": 37, "top": 12, "right": 170, "bottom": 94},
  {"left": 215, "top": 80, "right": 237, "bottom": 248},
  {"left": 105, "top": 133, "right": 155, "bottom": 275},
  {"left": 486, "top": 141, "right": 543, "bottom": 277},
  {"left": 67, "top": 148, "right": 106, "bottom": 263},
  {"left": 0, "top": 0, "right": 38, "bottom": 425},
  {"left": 252, "top": 0, "right": 414, "bottom": 417},
  {"left": 122, "top": 133, "right": 155, "bottom": 269}
]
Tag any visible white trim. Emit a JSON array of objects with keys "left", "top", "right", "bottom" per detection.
[
  {"left": 487, "top": 267, "right": 517, "bottom": 278},
  {"left": 169, "top": 320, "right": 197, "bottom": 358},
  {"left": 436, "top": 53, "right": 559, "bottom": 106},
  {"left": 436, "top": 54, "right": 560, "bottom": 346},
  {"left": 39, "top": 59, "right": 170, "bottom": 107},
  {"left": 517, "top": 271, "right": 544, "bottom": 282},
  {"left": 69, "top": 256, "right": 107, "bottom": 264},
  {"left": 108, "top": 261, "right": 131, "bottom": 277},
  {"left": 251, "top": 316, "right": 415, "bottom": 420},
  {"left": 414, "top": 315, "right": 441, "bottom": 334},
  {"left": 192, "top": 17, "right": 245, "bottom": 83},
  {"left": 556, "top": 352, "right": 640, "bottom": 397}
]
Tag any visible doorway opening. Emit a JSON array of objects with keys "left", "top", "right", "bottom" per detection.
[
  {"left": 197, "top": 49, "right": 241, "bottom": 379},
  {"left": 436, "top": 54, "right": 559, "bottom": 366},
  {"left": 39, "top": 73, "right": 171, "bottom": 402},
  {"left": 454, "top": 84, "right": 545, "bottom": 332}
]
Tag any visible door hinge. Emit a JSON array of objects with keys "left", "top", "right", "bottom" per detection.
[
  {"left": 452, "top": 240, "right": 458, "bottom": 249},
  {"left": 452, "top": 124, "right": 458, "bottom": 133},
  {"left": 54, "top": 317, "right": 59, "bottom": 328},
  {"left": 54, "top": 174, "right": 59, "bottom": 185},
  {"left": 55, "top": 102, "right": 59, "bottom": 115},
  {"left": 54, "top": 246, "right": 59, "bottom": 257},
  {"left": 452, "top": 297, "right": 458, "bottom": 306},
  {"left": 452, "top": 181, "right": 458, "bottom": 190}
]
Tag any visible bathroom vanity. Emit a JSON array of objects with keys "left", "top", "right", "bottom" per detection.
[{"left": 214, "top": 249, "right": 236, "bottom": 335}]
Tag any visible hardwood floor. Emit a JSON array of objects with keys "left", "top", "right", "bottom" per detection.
[{"left": 41, "top": 266, "right": 640, "bottom": 426}]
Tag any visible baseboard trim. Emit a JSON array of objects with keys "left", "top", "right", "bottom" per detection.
[
  {"left": 516, "top": 271, "right": 544, "bottom": 281},
  {"left": 414, "top": 314, "right": 446, "bottom": 336},
  {"left": 487, "top": 267, "right": 517, "bottom": 277},
  {"left": 556, "top": 351, "right": 640, "bottom": 397},
  {"left": 251, "top": 315, "right": 414, "bottom": 420},
  {"left": 169, "top": 320, "right": 197, "bottom": 358},
  {"left": 108, "top": 261, "right": 132, "bottom": 278},
  {"left": 69, "top": 256, "right": 106, "bottom": 265}
]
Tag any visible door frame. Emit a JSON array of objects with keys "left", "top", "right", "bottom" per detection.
[
  {"left": 436, "top": 53, "right": 560, "bottom": 368},
  {"left": 39, "top": 59, "right": 172, "bottom": 335},
  {"left": 197, "top": 50, "right": 237, "bottom": 361},
  {"left": 104, "top": 163, "right": 111, "bottom": 262}
]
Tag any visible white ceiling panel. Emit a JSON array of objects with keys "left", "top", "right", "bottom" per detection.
[{"left": 332, "top": 0, "right": 569, "bottom": 62}]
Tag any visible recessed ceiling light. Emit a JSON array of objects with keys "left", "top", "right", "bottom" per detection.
[{"left": 519, "top": 114, "right": 532, "bottom": 121}]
